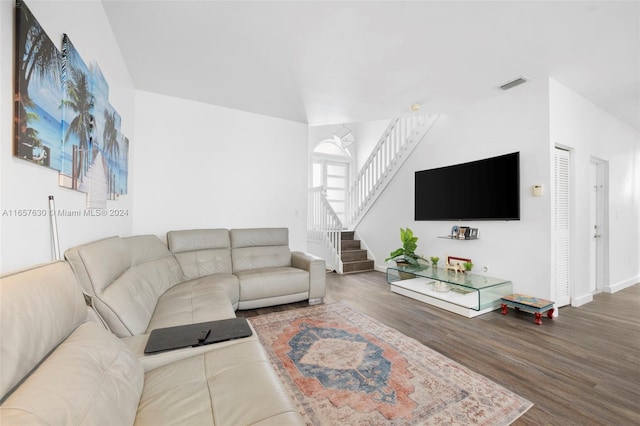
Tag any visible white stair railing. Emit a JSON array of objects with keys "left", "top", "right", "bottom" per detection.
[
  {"left": 307, "top": 186, "right": 342, "bottom": 271},
  {"left": 346, "top": 114, "right": 438, "bottom": 229},
  {"left": 307, "top": 114, "right": 438, "bottom": 273}
]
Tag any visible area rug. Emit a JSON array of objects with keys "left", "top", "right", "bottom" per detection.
[{"left": 249, "top": 302, "right": 532, "bottom": 425}]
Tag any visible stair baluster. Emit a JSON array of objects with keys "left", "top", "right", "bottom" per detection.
[
  {"left": 307, "top": 114, "right": 439, "bottom": 273},
  {"left": 346, "top": 114, "right": 438, "bottom": 229}
]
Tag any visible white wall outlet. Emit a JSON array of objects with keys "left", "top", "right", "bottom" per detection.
[{"left": 532, "top": 184, "right": 544, "bottom": 196}]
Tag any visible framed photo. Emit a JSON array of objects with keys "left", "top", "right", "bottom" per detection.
[
  {"left": 457, "top": 227, "right": 469, "bottom": 239},
  {"left": 447, "top": 256, "right": 471, "bottom": 266}
]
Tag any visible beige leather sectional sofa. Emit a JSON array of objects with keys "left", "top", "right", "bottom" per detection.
[{"left": 0, "top": 227, "right": 325, "bottom": 424}]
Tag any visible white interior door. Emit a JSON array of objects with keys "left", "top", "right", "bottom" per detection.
[{"left": 553, "top": 147, "right": 571, "bottom": 307}]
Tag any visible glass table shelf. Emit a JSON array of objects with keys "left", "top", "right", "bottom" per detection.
[{"left": 386, "top": 264, "right": 512, "bottom": 317}]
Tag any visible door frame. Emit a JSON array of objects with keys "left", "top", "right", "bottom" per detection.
[
  {"left": 589, "top": 156, "right": 609, "bottom": 293},
  {"left": 311, "top": 153, "right": 351, "bottom": 224},
  {"left": 552, "top": 145, "right": 573, "bottom": 307}
]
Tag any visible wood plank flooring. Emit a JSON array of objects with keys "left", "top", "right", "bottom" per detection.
[{"left": 238, "top": 271, "right": 640, "bottom": 425}]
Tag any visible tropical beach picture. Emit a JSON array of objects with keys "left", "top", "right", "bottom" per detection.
[
  {"left": 14, "top": 0, "right": 129, "bottom": 209},
  {"left": 14, "top": 1, "right": 63, "bottom": 170},
  {"left": 100, "top": 104, "right": 129, "bottom": 199},
  {"left": 60, "top": 34, "right": 93, "bottom": 192},
  {"left": 60, "top": 35, "right": 130, "bottom": 207}
]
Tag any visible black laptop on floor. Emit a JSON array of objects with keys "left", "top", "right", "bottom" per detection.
[{"left": 144, "top": 317, "right": 253, "bottom": 354}]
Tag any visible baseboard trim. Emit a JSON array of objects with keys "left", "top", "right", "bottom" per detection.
[
  {"left": 604, "top": 276, "right": 640, "bottom": 294},
  {"left": 572, "top": 293, "right": 593, "bottom": 307}
]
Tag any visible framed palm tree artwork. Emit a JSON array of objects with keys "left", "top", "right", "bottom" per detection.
[
  {"left": 60, "top": 34, "right": 94, "bottom": 193},
  {"left": 14, "top": 0, "right": 63, "bottom": 170},
  {"left": 119, "top": 136, "right": 129, "bottom": 196},
  {"left": 102, "top": 105, "right": 130, "bottom": 200},
  {"left": 14, "top": 1, "right": 130, "bottom": 209},
  {"left": 61, "top": 35, "right": 129, "bottom": 208}
]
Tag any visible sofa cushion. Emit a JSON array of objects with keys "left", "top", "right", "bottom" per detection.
[
  {"left": 167, "top": 229, "right": 232, "bottom": 278},
  {"left": 231, "top": 228, "right": 292, "bottom": 272},
  {"left": 194, "top": 273, "right": 240, "bottom": 308},
  {"left": 66, "top": 236, "right": 186, "bottom": 337},
  {"left": 0, "top": 261, "right": 144, "bottom": 425},
  {"left": 234, "top": 267, "right": 309, "bottom": 301},
  {"left": 0, "top": 261, "right": 86, "bottom": 400},
  {"left": 135, "top": 339, "right": 301, "bottom": 425},
  {"left": 65, "top": 236, "right": 130, "bottom": 296},
  {"left": 147, "top": 277, "right": 238, "bottom": 332},
  {"left": 104, "top": 236, "right": 185, "bottom": 336},
  {"left": 0, "top": 322, "right": 144, "bottom": 425}
]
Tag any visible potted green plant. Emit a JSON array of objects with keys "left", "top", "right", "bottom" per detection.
[
  {"left": 463, "top": 261, "right": 474, "bottom": 272},
  {"left": 430, "top": 256, "right": 439, "bottom": 268},
  {"left": 385, "top": 228, "right": 426, "bottom": 267}
]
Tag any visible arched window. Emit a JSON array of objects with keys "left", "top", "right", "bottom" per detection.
[{"left": 311, "top": 134, "right": 353, "bottom": 224}]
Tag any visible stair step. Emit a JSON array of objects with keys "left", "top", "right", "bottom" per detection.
[
  {"left": 342, "top": 259, "right": 375, "bottom": 274},
  {"left": 341, "top": 231, "right": 355, "bottom": 241},
  {"left": 341, "top": 249, "right": 368, "bottom": 262},
  {"left": 341, "top": 240, "right": 361, "bottom": 250}
]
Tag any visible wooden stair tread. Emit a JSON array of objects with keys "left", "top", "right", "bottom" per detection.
[
  {"left": 341, "top": 231, "right": 355, "bottom": 240},
  {"left": 341, "top": 249, "right": 369, "bottom": 262},
  {"left": 342, "top": 259, "right": 375, "bottom": 273},
  {"left": 341, "top": 240, "right": 361, "bottom": 250},
  {"left": 339, "top": 230, "right": 374, "bottom": 274}
]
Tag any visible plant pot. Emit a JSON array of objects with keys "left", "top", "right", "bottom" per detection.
[{"left": 395, "top": 261, "right": 415, "bottom": 280}]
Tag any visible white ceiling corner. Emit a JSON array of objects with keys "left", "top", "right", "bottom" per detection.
[{"left": 102, "top": 0, "right": 640, "bottom": 130}]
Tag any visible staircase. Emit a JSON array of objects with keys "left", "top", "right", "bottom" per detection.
[
  {"left": 346, "top": 114, "right": 439, "bottom": 229},
  {"left": 340, "top": 231, "right": 374, "bottom": 273},
  {"left": 307, "top": 114, "right": 439, "bottom": 274}
]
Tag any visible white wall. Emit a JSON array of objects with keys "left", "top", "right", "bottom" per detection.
[
  {"left": 307, "top": 119, "right": 391, "bottom": 190},
  {"left": 355, "top": 119, "right": 390, "bottom": 170},
  {"left": 357, "top": 78, "right": 553, "bottom": 298},
  {"left": 0, "top": 0, "right": 135, "bottom": 273},
  {"left": 355, "top": 78, "right": 639, "bottom": 304},
  {"left": 133, "top": 91, "right": 309, "bottom": 250},
  {"left": 550, "top": 79, "right": 640, "bottom": 301}
]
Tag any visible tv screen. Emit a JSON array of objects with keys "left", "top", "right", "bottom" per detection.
[{"left": 415, "top": 152, "right": 520, "bottom": 221}]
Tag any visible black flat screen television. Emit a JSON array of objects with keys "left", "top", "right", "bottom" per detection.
[{"left": 415, "top": 152, "right": 520, "bottom": 221}]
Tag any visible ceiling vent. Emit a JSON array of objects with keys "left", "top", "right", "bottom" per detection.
[{"left": 499, "top": 76, "right": 529, "bottom": 90}]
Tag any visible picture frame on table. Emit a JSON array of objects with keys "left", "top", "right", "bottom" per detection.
[{"left": 447, "top": 256, "right": 471, "bottom": 266}]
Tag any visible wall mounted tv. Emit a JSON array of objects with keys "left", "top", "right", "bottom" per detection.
[{"left": 415, "top": 152, "right": 520, "bottom": 221}]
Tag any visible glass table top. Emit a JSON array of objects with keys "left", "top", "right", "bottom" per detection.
[{"left": 388, "top": 264, "right": 510, "bottom": 289}]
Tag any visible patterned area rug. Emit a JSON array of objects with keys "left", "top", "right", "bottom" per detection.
[{"left": 249, "top": 302, "right": 532, "bottom": 425}]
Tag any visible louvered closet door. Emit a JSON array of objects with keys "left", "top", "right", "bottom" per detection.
[{"left": 553, "top": 147, "right": 571, "bottom": 307}]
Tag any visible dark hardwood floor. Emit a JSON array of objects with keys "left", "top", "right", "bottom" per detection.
[{"left": 238, "top": 271, "right": 640, "bottom": 425}]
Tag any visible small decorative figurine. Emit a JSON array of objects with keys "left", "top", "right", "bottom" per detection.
[{"left": 445, "top": 261, "right": 465, "bottom": 274}]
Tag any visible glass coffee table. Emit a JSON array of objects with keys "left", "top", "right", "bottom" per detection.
[{"left": 387, "top": 264, "right": 513, "bottom": 317}]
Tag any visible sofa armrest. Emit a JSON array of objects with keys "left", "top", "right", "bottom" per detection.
[
  {"left": 291, "top": 251, "right": 326, "bottom": 301},
  {"left": 121, "top": 328, "right": 261, "bottom": 372}
]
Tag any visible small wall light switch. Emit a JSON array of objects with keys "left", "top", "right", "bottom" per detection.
[{"left": 532, "top": 184, "right": 544, "bottom": 196}]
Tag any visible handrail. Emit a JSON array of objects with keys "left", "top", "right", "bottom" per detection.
[
  {"left": 346, "top": 115, "right": 438, "bottom": 229},
  {"left": 306, "top": 114, "right": 438, "bottom": 273},
  {"left": 307, "top": 186, "right": 342, "bottom": 271}
]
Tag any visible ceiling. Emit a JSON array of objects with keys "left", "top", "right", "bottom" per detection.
[{"left": 102, "top": 1, "right": 640, "bottom": 129}]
